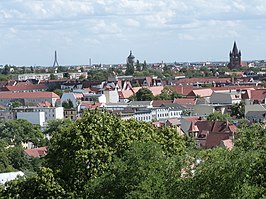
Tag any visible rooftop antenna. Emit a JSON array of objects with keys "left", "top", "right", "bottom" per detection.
[{"left": 53, "top": 50, "right": 60, "bottom": 67}]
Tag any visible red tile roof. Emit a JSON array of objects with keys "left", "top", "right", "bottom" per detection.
[
  {"left": 152, "top": 100, "right": 173, "bottom": 107},
  {"left": 15, "top": 82, "right": 33, "bottom": 86},
  {"left": 24, "top": 147, "right": 48, "bottom": 157},
  {"left": 80, "top": 102, "right": 102, "bottom": 109},
  {"left": 211, "top": 85, "right": 260, "bottom": 92},
  {"left": 250, "top": 89, "right": 266, "bottom": 101},
  {"left": 147, "top": 86, "right": 164, "bottom": 96},
  {"left": 37, "top": 101, "right": 52, "bottom": 107},
  {"left": 0, "top": 92, "right": 60, "bottom": 99},
  {"left": 171, "top": 85, "right": 194, "bottom": 95},
  {"left": 195, "top": 121, "right": 237, "bottom": 149},
  {"left": 3, "top": 84, "right": 47, "bottom": 91},
  {"left": 174, "top": 77, "right": 231, "bottom": 84}
]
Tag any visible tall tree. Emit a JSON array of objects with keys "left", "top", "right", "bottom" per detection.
[
  {"left": 87, "top": 141, "right": 181, "bottom": 199},
  {"left": 136, "top": 60, "right": 141, "bottom": 71},
  {"left": 135, "top": 88, "right": 154, "bottom": 101},
  {"left": 45, "top": 109, "right": 186, "bottom": 195},
  {"left": 125, "top": 63, "right": 134, "bottom": 75}
]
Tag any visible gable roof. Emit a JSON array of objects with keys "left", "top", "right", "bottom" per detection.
[
  {"left": 3, "top": 84, "right": 47, "bottom": 92},
  {"left": 24, "top": 147, "right": 48, "bottom": 157},
  {"left": 0, "top": 92, "right": 60, "bottom": 99},
  {"left": 148, "top": 86, "right": 164, "bottom": 96},
  {"left": 250, "top": 89, "right": 266, "bottom": 101},
  {"left": 152, "top": 100, "right": 173, "bottom": 107},
  {"left": 171, "top": 85, "right": 193, "bottom": 95},
  {"left": 188, "top": 88, "right": 213, "bottom": 98}
]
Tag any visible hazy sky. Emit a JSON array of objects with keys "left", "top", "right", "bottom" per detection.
[{"left": 0, "top": 0, "right": 266, "bottom": 66}]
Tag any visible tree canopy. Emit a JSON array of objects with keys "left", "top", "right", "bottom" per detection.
[
  {"left": 45, "top": 109, "right": 186, "bottom": 195},
  {"left": 135, "top": 88, "right": 154, "bottom": 101},
  {"left": 0, "top": 119, "right": 45, "bottom": 146},
  {"left": 3, "top": 110, "right": 266, "bottom": 198}
]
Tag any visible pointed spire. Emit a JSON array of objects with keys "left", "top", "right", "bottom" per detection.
[{"left": 232, "top": 41, "right": 238, "bottom": 54}]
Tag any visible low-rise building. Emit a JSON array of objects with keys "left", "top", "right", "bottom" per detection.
[
  {"left": 14, "top": 106, "right": 64, "bottom": 121},
  {"left": 0, "top": 92, "right": 60, "bottom": 107},
  {"left": 17, "top": 111, "right": 46, "bottom": 127},
  {"left": 210, "top": 91, "right": 242, "bottom": 104}
]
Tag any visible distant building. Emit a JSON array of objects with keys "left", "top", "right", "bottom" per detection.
[{"left": 228, "top": 41, "right": 242, "bottom": 69}]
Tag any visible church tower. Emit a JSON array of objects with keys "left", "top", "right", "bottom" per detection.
[
  {"left": 127, "top": 50, "right": 135, "bottom": 65},
  {"left": 228, "top": 41, "right": 241, "bottom": 69}
]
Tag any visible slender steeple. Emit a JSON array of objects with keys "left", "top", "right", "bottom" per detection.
[
  {"left": 53, "top": 50, "right": 60, "bottom": 67},
  {"left": 232, "top": 41, "right": 238, "bottom": 54},
  {"left": 228, "top": 41, "right": 241, "bottom": 69}
]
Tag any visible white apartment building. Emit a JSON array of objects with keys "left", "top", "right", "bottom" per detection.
[
  {"left": 17, "top": 112, "right": 46, "bottom": 127},
  {"left": 14, "top": 107, "right": 64, "bottom": 122}
]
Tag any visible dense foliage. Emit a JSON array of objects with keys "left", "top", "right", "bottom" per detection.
[{"left": 2, "top": 111, "right": 266, "bottom": 198}]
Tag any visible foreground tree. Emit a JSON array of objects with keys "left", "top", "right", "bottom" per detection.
[
  {"left": 3, "top": 167, "right": 67, "bottom": 199},
  {"left": 45, "top": 109, "right": 186, "bottom": 196},
  {"left": 87, "top": 141, "right": 181, "bottom": 199}
]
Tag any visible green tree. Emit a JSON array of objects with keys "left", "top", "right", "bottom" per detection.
[
  {"left": 0, "top": 140, "right": 14, "bottom": 173},
  {"left": 62, "top": 100, "right": 74, "bottom": 109},
  {"left": 2, "top": 64, "right": 10, "bottom": 75},
  {"left": 136, "top": 60, "right": 141, "bottom": 71},
  {"left": 154, "top": 86, "right": 183, "bottom": 100},
  {"left": 231, "top": 101, "right": 245, "bottom": 119},
  {"left": 0, "top": 119, "right": 45, "bottom": 146},
  {"left": 87, "top": 141, "right": 181, "bottom": 199},
  {"left": 125, "top": 63, "right": 134, "bottom": 75},
  {"left": 142, "top": 60, "right": 148, "bottom": 71},
  {"left": 45, "top": 109, "right": 186, "bottom": 195},
  {"left": 53, "top": 89, "right": 63, "bottom": 97},
  {"left": 181, "top": 148, "right": 260, "bottom": 199},
  {"left": 11, "top": 101, "right": 22, "bottom": 108},
  {"left": 3, "top": 167, "right": 67, "bottom": 199},
  {"left": 49, "top": 73, "right": 58, "bottom": 80},
  {"left": 135, "top": 88, "right": 154, "bottom": 101},
  {"left": 207, "top": 112, "right": 232, "bottom": 122},
  {"left": 6, "top": 146, "right": 44, "bottom": 172},
  {"left": 44, "top": 119, "right": 74, "bottom": 137}
]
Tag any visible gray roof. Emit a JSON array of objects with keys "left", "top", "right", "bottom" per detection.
[
  {"left": 129, "top": 101, "right": 152, "bottom": 106},
  {"left": 246, "top": 111, "right": 266, "bottom": 118},
  {"left": 160, "top": 103, "right": 185, "bottom": 110}
]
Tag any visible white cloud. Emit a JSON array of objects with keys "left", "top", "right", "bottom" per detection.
[{"left": 0, "top": 0, "right": 266, "bottom": 65}]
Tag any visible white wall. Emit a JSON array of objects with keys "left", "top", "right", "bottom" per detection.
[
  {"left": 17, "top": 112, "right": 46, "bottom": 127},
  {"left": 34, "top": 107, "right": 64, "bottom": 120},
  {"left": 104, "top": 90, "right": 119, "bottom": 103}
]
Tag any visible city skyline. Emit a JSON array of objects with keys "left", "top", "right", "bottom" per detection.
[{"left": 0, "top": 0, "right": 266, "bottom": 66}]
